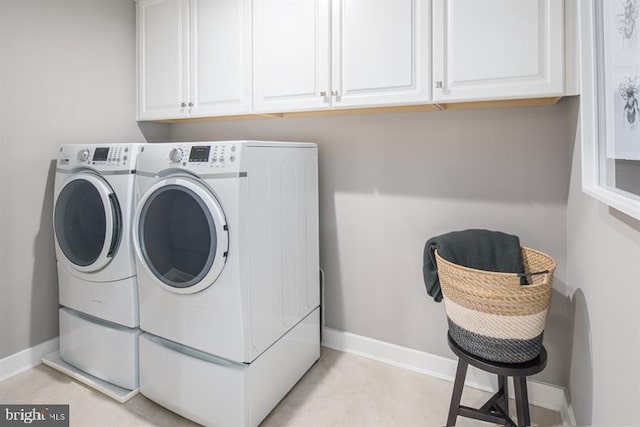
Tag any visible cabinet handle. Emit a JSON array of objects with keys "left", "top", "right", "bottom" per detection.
[
  {"left": 181, "top": 102, "right": 187, "bottom": 108},
  {"left": 331, "top": 90, "right": 338, "bottom": 96},
  {"left": 435, "top": 81, "right": 450, "bottom": 95},
  {"left": 320, "top": 91, "right": 327, "bottom": 97},
  {"left": 188, "top": 102, "right": 194, "bottom": 107}
]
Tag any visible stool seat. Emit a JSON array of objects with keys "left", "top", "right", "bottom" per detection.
[{"left": 446, "top": 333, "right": 547, "bottom": 427}]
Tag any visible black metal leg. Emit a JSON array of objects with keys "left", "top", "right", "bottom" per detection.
[
  {"left": 499, "top": 375, "right": 509, "bottom": 422},
  {"left": 446, "top": 359, "right": 468, "bottom": 427},
  {"left": 513, "top": 376, "right": 531, "bottom": 427}
]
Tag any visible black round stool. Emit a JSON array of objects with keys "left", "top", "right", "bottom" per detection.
[{"left": 446, "top": 333, "right": 547, "bottom": 427}]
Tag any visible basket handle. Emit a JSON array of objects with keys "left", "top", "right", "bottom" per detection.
[{"left": 517, "top": 269, "right": 550, "bottom": 285}]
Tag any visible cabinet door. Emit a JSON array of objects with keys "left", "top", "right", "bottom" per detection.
[
  {"left": 332, "top": 0, "right": 431, "bottom": 108},
  {"left": 253, "top": 0, "right": 331, "bottom": 112},
  {"left": 137, "top": 0, "right": 190, "bottom": 120},
  {"left": 433, "top": 0, "right": 564, "bottom": 102},
  {"left": 189, "top": 0, "right": 252, "bottom": 117}
]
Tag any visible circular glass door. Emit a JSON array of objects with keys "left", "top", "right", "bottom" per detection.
[
  {"left": 54, "top": 174, "right": 119, "bottom": 271},
  {"left": 135, "top": 178, "right": 228, "bottom": 294}
]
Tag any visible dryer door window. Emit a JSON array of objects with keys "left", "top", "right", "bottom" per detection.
[
  {"left": 136, "top": 181, "right": 228, "bottom": 293},
  {"left": 54, "top": 175, "right": 120, "bottom": 271}
]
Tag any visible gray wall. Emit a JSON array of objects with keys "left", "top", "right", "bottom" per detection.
[
  {"left": 0, "top": 0, "right": 151, "bottom": 358},
  {"left": 168, "top": 99, "right": 576, "bottom": 387},
  {"left": 566, "top": 101, "right": 640, "bottom": 424}
]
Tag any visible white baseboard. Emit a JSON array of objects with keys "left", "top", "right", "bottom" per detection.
[
  {"left": 322, "top": 327, "right": 575, "bottom": 426},
  {"left": 0, "top": 337, "right": 59, "bottom": 382}
]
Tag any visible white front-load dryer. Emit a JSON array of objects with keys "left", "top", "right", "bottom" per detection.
[
  {"left": 133, "top": 141, "right": 321, "bottom": 426},
  {"left": 50, "top": 143, "right": 144, "bottom": 393}
]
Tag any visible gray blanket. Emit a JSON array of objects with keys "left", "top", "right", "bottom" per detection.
[{"left": 423, "top": 229, "right": 524, "bottom": 302}]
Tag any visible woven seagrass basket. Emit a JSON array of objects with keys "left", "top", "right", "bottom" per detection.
[{"left": 435, "top": 247, "right": 556, "bottom": 363}]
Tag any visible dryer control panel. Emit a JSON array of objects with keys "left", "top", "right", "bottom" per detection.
[{"left": 166, "top": 143, "right": 241, "bottom": 172}]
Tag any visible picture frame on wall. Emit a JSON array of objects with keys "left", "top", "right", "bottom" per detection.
[
  {"left": 581, "top": 0, "right": 640, "bottom": 220},
  {"left": 603, "top": 0, "right": 640, "bottom": 161}
]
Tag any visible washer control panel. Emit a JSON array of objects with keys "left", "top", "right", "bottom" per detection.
[{"left": 57, "top": 144, "right": 140, "bottom": 171}]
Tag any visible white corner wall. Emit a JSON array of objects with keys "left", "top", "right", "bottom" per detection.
[
  {"left": 0, "top": 0, "right": 150, "bottom": 359},
  {"left": 566, "top": 100, "right": 640, "bottom": 425}
]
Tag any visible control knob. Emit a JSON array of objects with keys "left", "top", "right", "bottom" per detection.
[
  {"left": 77, "top": 148, "right": 90, "bottom": 162},
  {"left": 169, "top": 147, "right": 185, "bottom": 163}
]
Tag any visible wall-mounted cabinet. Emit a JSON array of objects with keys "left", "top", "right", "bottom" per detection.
[
  {"left": 137, "top": 0, "right": 571, "bottom": 121},
  {"left": 332, "top": 0, "right": 431, "bottom": 108},
  {"left": 253, "top": 0, "right": 430, "bottom": 113},
  {"left": 252, "top": 0, "right": 330, "bottom": 112},
  {"left": 432, "top": 0, "right": 564, "bottom": 102},
  {"left": 137, "top": 0, "right": 251, "bottom": 120}
]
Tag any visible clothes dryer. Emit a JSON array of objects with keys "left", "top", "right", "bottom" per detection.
[
  {"left": 133, "top": 141, "right": 320, "bottom": 426},
  {"left": 50, "top": 143, "right": 143, "bottom": 392}
]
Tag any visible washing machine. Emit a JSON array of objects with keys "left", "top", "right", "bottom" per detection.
[
  {"left": 133, "top": 141, "right": 320, "bottom": 426},
  {"left": 47, "top": 143, "right": 144, "bottom": 395}
]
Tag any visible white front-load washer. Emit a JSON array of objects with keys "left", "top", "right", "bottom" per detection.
[
  {"left": 50, "top": 143, "right": 144, "bottom": 393},
  {"left": 54, "top": 144, "right": 142, "bottom": 327},
  {"left": 133, "top": 141, "right": 320, "bottom": 426}
]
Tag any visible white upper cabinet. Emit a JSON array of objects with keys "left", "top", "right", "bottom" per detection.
[
  {"left": 253, "top": 0, "right": 331, "bottom": 112},
  {"left": 332, "top": 0, "right": 430, "bottom": 108},
  {"left": 432, "top": 0, "right": 564, "bottom": 102},
  {"left": 138, "top": 0, "right": 189, "bottom": 119},
  {"left": 189, "top": 0, "right": 252, "bottom": 117},
  {"left": 253, "top": 0, "right": 430, "bottom": 113},
  {"left": 137, "top": 0, "right": 252, "bottom": 120}
]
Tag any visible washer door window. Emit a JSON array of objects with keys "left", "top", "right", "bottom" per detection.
[
  {"left": 136, "top": 179, "right": 228, "bottom": 294},
  {"left": 54, "top": 174, "right": 121, "bottom": 272}
]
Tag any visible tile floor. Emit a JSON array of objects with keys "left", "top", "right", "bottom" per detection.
[{"left": 0, "top": 348, "right": 562, "bottom": 426}]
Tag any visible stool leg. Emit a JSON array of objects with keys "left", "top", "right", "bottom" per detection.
[
  {"left": 446, "top": 359, "right": 468, "bottom": 427},
  {"left": 513, "top": 376, "right": 531, "bottom": 427},
  {"left": 499, "top": 375, "right": 509, "bottom": 420}
]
